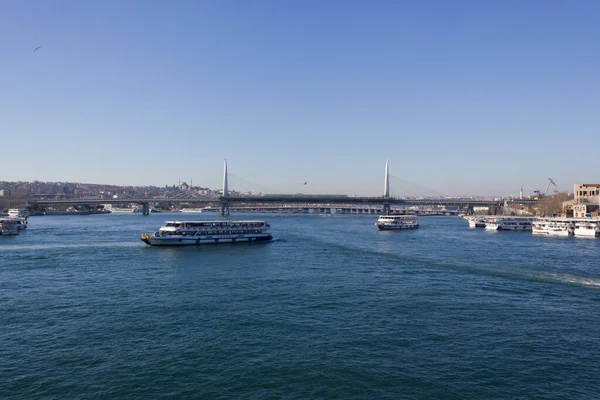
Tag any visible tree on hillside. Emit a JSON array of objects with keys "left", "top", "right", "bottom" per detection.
[{"left": 537, "top": 192, "right": 572, "bottom": 216}]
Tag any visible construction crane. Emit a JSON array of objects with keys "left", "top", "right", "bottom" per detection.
[{"left": 533, "top": 178, "right": 557, "bottom": 200}]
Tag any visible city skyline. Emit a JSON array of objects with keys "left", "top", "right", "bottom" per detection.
[{"left": 2, "top": 1, "right": 599, "bottom": 196}]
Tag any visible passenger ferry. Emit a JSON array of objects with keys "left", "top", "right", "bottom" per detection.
[
  {"left": 546, "top": 219, "right": 575, "bottom": 236},
  {"left": 141, "top": 220, "right": 273, "bottom": 246},
  {"left": 532, "top": 218, "right": 549, "bottom": 235},
  {"left": 485, "top": 217, "right": 534, "bottom": 231},
  {"left": 180, "top": 208, "right": 204, "bottom": 213},
  {"left": 0, "top": 218, "right": 21, "bottom": 236},
  {"left": 110, "top": 207, "right": 140, "bottom": 213},
  {"left": 573, "top": 219, "right": 600, "bottom": 238},
  {"left": 376, "top": 215, "right": 419, "bottom": 230}
]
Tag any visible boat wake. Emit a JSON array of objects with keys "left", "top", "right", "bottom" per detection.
[{"left": 286, "top": 231, "right": 600, "bottom": 291}]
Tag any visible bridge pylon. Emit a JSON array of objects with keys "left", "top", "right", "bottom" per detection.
[
  {"left": 383, "top": 159, "right": 391, "bottom": 215},
  {"left": 221, "top": 159, "right": 230, "bottom": 216}
]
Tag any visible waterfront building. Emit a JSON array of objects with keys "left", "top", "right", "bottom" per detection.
[{"left": 563, "top": 183, "right": 600, "bottom": 218}]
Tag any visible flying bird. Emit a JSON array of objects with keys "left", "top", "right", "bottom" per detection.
[
  {"left": 303, "top": 182, "right": 308, "bottom": 185},
  {"left": 33, "top": 46, "right": 42, "bottom": 53}
]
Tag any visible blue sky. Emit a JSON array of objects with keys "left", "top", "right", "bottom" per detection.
[{"left": 1, "top": 0, "right": 599, "bottom": 196}]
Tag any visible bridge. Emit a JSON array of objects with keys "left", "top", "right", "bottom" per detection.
[{"left": 33, "top": 160, "right": 536, "bottom": 215}]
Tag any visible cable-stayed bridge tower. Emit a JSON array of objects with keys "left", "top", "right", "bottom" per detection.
[
  {"left": 221, "top": 159, "right": 230, "bottom": 216},
  {"left": 383, "top": 159, "right": 391, "bottom": 215}
]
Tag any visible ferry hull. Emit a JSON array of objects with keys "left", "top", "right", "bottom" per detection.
[
  {"left": 485, "top": 225, "right": 532, "bottom": 231},
  {"left": 573, "top": 230, "right": 599, "bottom": 238},
  {"left": 547, "top": 229, "right": 573, "bottom": 237},
  {"left": 376, "top": 224, "right": 419, "bottom": 230},
  {"left": 532, "top": 229, "right": 549, "bottom": 235},
  {"left": 142, "top": 234, "right": 273, "bottom": 246},
  {"left": 469, "top": 222, "right": 486, "bottom": 228}
]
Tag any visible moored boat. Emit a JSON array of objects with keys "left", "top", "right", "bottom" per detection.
[
  {"left": 485, "top": 217, "right": 534, "bottom": 231},
  {"left": 467, "top": 216, "right": 487, "bottom": 228},
  {"left": 8, "top": 207, "right": 29, "bottom": 218},
  {"left": 532, "top": 218, "right": 549, "bottom": 235},
  {"left": 573, "top": 219, "right": 600, "bottom": 238},
  {"left": 376, "top": 215, "right": 419, "bottom": 230},
  {"left": 141, "top": 220, "right": 273, "bottom": 246},
  {"left": 180, "top": 208, "right": 204, "bottom": 213},
  {"left": 546, "top": 219, "right": 575, "bottom": 237}
]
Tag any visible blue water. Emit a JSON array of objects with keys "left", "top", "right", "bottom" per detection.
[{"left": 1, "top": 214, "right": 599, "bottom": 399}]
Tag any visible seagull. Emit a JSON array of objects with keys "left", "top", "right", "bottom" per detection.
[
  {"left": 303, "top": 182, "right": 307, "bottom": 185},
  {"left": 33, "top": 46, "right": 42, "bottom": 53}
]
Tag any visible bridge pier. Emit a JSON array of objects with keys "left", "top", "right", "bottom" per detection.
[
  {"left": 383, "top": 203, "right": 391, "bottom": 216},
  {"left": 141, "top": 202, "right": 149, "bottom": 216},
  {"left": 221, "top": 201, "right": 230, "bottom": 216}
]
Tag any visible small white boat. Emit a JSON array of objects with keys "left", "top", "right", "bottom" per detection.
[
  {"left": 573, "top": 219, "right": 600, "bottom": 237},
  {"left": 376, "top": 215, "right": 419, "bottom": 230},
  {"left": 141, "top": 220, "right": 273, "bottom": 246},
  {"left": 180, "top": 208, "right": 204, "bottom": 213},
  {"left": 8, "top": 207, "right": 29, "bottom": 218},
  {"left": 467, "top": 216, "right": 487, "bottom": 228},
  {"left": 110, "top": 207, "right": 140, "bottom": 213}
]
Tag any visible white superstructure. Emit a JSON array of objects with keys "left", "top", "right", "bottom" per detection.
[
  {"left": 8, "top": 207, "right": 29, "bottom": 218},
  {"left": 110, "top": 207, "right": 139, "bottom": 213},
  {"left": 546, "top": 219, "right": 575, "bottom": 237},
  {"left": 376, "top": 215, "right": 419, "bottom": 230},
  {"left": 181, "top": 208, "right": 204, "bottom": 213},
  {"left": 467, "top": 216, "right": 487, "bottom": 228},
  {"left": 141, "top": 220, "right": 273, "bottom": 246},
  {"left": 532, "top": 218, "right": 549, "bottom": 235},
  {"left": 485, "top": 217, "right": 534, "bottom": 231},
  {"left": 573, "top": 219, "right": 600, "bottom": 237}
]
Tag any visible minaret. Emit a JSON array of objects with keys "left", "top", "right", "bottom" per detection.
[
  {"left": 520, "top": 186, "right": 523, "bottom": 199},
  {"left": 384, "top": 159, "right": 390, "bottom": 198},
  {"left": 222, "top": 159, "right": 228, "bottom": 197}
]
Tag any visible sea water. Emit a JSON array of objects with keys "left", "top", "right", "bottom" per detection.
[{"left": 1, "top": 214, "right": 599, "bottom": 399}]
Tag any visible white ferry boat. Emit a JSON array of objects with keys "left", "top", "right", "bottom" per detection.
[
  {"left": 376, "top": 215, "right": 419, "bottom": 230},
  {"left": 532, "top": 218, "right": 549, "bottom": 235},
  {"left": 110, "top": 207, "right": 140, "bottom": 213},
  {"left": 467, "top": 216, "right": 487, "bottom": 228},
  {"left": 0, "top": 218, "right": 21, "bottom": 236},
  {"left": 141, "top": 220, "right": 273, "bottom": 246},
  {"left": 8, "top": 207, "right": 29, "bottom": 218},
  {"left": 546, "top": 219, "right": 575, "bottom": 237},
  {"left": 485, "top": 217, "right": 534, "bottom": 231},
  {"left": 181, "top": 208, "right": 204, "bottom": 213},
  {"left": 573, "top": 219, "right": 600, "bottom": 238}
]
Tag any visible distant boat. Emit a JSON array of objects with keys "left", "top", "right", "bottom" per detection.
[
  {"left": 110, "top": 207, "right": 140, "bottom": 213},
  {"left": 376, "top": 215, "right": 419, "bottom": 230},
  {"left": 141, "top": 220, "right": 273, "bottom": 246},
  {"left": 8, "top": 207, "right": 29, "bottom": 218},
  {"left": 181, "top": 208, "right": 204, "bottom": 213}
]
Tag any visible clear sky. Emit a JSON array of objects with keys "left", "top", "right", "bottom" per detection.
[{"left": 1, "top": 0, "right": 599, "bottom": 196}]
